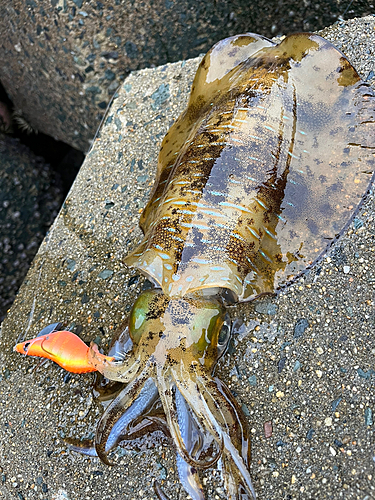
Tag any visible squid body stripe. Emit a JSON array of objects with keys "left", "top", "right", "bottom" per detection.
[
  {"left": 264, "top": 125, "right": 276, "bottom": 132},
  {"left": 255, "top": 198, "right": 268, "bottom": 210},
  {"left": 180, "top": 222, "right": 210, "bottom": 230},
  {"left": 201, "top": 210, "right": 226, "bottom": 218},
  {"left": 246, "top": 176, "right": 260, "bottom": 183},
  {"left": 259, "top": 250, "right": 273, "bottom": 263},
  {"left": 247, "top": 227, "right": 261, "bottom": 239},
  {"left": 232, "top": 232, "right": 247, "bottom": 243},
  {"left": 227, "top": 256, "right": 239, "bottom": 266},
  {"left": 192, "top": 257, "right": 210, "bottom": 264},
  {"left": 191, "top": 202, "right": 216, "bottom": 208},
  {"left": 264, "top": 227, "right": 277, "bottom": 239},
  {"left": 208, "top": 190, "right": 226, "bottom": 197},
  {"left": 177, "top": 209, "right": 196, "bottom": 215},
  {"left": 288, "top": 152, "right": 299, "bottom": 159},
  {"left": 219, "top": 201, "right": 253, "bottom": 213}
]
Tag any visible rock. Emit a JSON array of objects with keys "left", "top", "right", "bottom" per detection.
[
  {"left": 0, "top": 134, "right": 62, "bottom": 321},
  {"left": 0, "top": 2, "right": 371, "bottom": 151},
  {"left": 293, "top": 318, "right": 309, "bottom": 339}
]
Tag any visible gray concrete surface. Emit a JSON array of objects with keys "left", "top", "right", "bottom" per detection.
[
  {"left": 0, "top": 16, "right": 374, "bottom": 500},
  {"left": 0, "top": 1, "right": 372, "bottom": 151}
]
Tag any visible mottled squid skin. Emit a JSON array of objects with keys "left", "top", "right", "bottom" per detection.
[{"left": 15, "top": 32, "right": 375, "bottom": 500}]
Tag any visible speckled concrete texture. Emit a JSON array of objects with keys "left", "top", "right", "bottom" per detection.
[
  {"left": 0, "top": 1, "right": 373, "bottom": 151},
  {"left": 0, "top": 16, "right": 374, "bottom": 500},
  {"left": 0, "top": 134, "right": 63, "bottom": 322}
]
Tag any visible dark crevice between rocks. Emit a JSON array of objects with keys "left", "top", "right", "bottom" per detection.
[
  {"left": 0, "top": 81, "right": 84, "bottom": 197},
  {"left": 0, "top": 80, "right": 84, "bottom": 322}
]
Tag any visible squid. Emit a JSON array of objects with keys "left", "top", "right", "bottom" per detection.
[{"left": 15, "top": 31, "right": 375, "bottom": 499}]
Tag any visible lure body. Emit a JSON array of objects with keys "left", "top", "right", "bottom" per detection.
[
  {"left": 15, "top": 330, "right": 114, "bottom": 373},
  {"left": 15, "top": 32, "right": 375, "bottom": 500}
]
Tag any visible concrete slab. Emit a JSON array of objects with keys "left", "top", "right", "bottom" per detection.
[{"left": 1, "top": 16, "right": 374, "bottom": 500}]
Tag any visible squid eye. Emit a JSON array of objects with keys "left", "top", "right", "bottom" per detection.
[{"left": 217, "top": 314, "right": 231, "bottom": 353}]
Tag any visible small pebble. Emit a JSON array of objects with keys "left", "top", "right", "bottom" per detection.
[
  {"left": 264, "top": 421, "right": 273, "bottom": 438},
  {"left": 343, "top": 265, "right": 350, "bottom": 274},
  {"left": 306, "top": 429, "right": 315, "bottom": 440},
  {"left": 293, "top": 318, "right": 309, "bottom": 339},
  {"left": 325, "top": 417, "right": 333, "bottom": 426},
  {"left": 332, "top": 397, "right": 342, "bottom": 412},
  {"left": 248, "top": 375, "right": 257, "bottom": 386},
  {"left": 365, "top": 407, "right": 373, "bottom": 426},
  {"left": 293, "top": 360, "right": 301, "bottom": 372}
]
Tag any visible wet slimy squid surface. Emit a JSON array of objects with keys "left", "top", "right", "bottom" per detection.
[
  {"left": 0, "top": 20, "right": 372, "bottom": 500},
  {"left": 127, "top": 32, "right": 375, "bottom": 301}
]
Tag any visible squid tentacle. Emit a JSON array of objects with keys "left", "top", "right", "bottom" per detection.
[
  {"left": 95, "top": 365, "right": 152, "bottom": 464},
  {"left": 196, "top": 374, "right": 255, "bottom": 499},
  {"left": 201, "top": 375, "right": 251, "bottom": 467},
  {"left": 67, "top": 440, "right": 99, "bottom": 458},
  {"left": 68, "top": 381, "right": 161, "bottom": 459},
  {"left": 101, "top": 378, "right": 159, "bottom": 452},
  {"left": 218, "top": 454, "right": 252, "bottom": 500},
  {"left": 93, "top": 325, "right": 134, "bottom": 403},
  {"left": 172, "top": 370, "right": 256, "bottom": 500},
  {"left": 175, "top": 387, "right": 205, "bottom": 500},
  {"left": 88, "top": 342, "right": 142, "bottom": 383},
  {"left": 157, "top": 372, "right": 223, "bottom": 470},
  {"left": 153, "top": 480, "right": 171, "bottom": 500}
]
